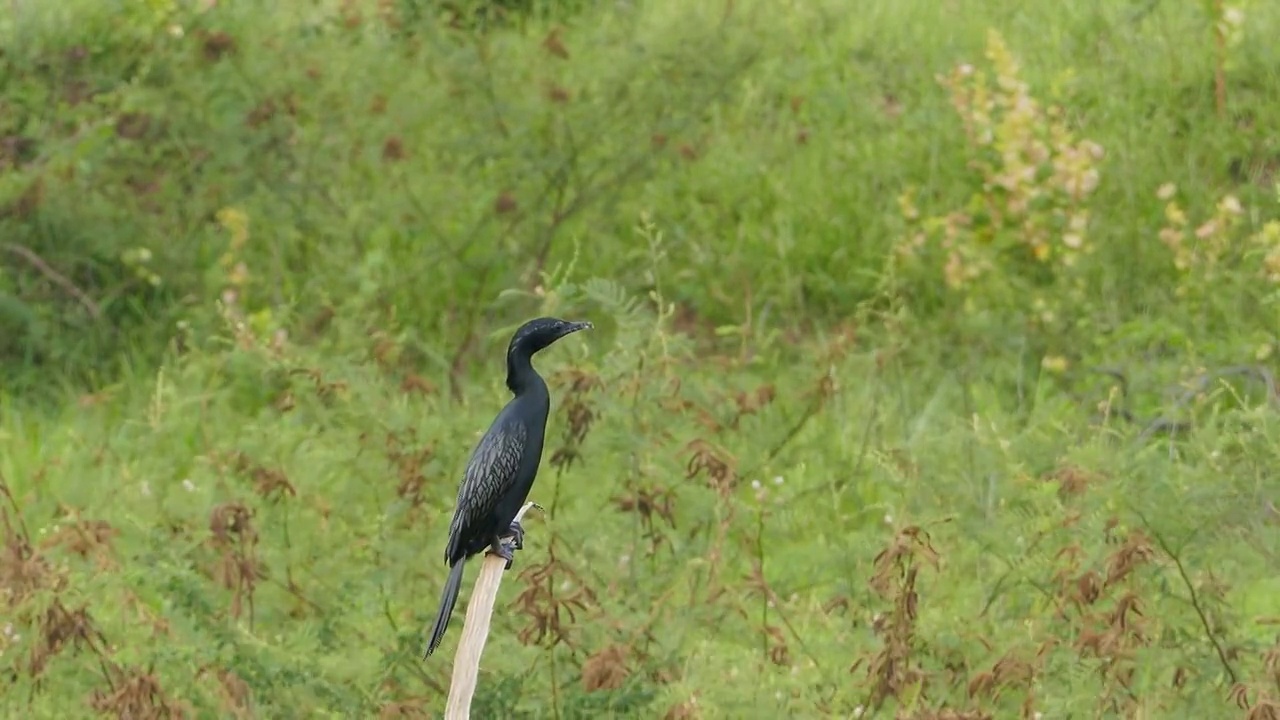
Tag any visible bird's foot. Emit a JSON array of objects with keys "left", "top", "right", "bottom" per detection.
[
  {"left": 487, "top": 535, "right": 517, "bottom": 570},
  {"left": 504, "top": 520, "right": 526, "bottom": 551}
]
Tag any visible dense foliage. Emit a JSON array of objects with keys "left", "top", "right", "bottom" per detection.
[{"left": 1, "top": 0, "right": 1278, "bottom": 717}]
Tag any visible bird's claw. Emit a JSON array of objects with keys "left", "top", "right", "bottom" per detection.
[
  {"left": 487, "top": 528, "right": 522, "bottom": 570},
  {"left": 498, "top": 541, "right": 516, "bottom": 569},
  {"left": 505, "top": 520, "right": 526, "bottom": 551},
  {"left": 484, "top": 520, "right": 529, "bottom": 570},
  {"left": 486, "top": 539, "right": 516, "bottom": 569}
]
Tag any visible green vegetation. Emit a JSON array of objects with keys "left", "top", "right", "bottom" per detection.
[{"left": 2, "top": 0, "right": 1279, "bottom": 717}]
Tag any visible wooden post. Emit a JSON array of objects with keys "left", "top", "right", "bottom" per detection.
[{"left": 444, "top": 501, "right": 540, "bottom": 720}]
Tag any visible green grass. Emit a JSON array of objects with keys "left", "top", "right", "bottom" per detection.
[{"left": 1, "top": 0, "right": 1279, "bottom": 717}]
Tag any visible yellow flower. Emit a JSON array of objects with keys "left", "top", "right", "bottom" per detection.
[
  {"left": 216, "top": 207, "right": 250, "bottom": 251},
  {"left": 1041, "top": 355, "right": 1069, "bottom": 373}
]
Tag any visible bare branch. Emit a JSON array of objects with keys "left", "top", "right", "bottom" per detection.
[{"left": 2, "top": 242, "right": 102, "bottom": 319}]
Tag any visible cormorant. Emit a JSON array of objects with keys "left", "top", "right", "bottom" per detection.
[{"left": 424, "top": 316, "right": 593, "bottom": 658}]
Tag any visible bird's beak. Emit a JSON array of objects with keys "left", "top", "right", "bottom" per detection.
[{"left": 564, "top": 320, "right": 593, "bottom": 335}]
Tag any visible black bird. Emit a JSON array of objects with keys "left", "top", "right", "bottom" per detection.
[{"left": 424, "top": 316, "right": 593, "bottom": 658}]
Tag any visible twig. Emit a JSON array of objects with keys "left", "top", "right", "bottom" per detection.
[
  {"left": 1132, "top": 510, "right": 1239, "bottom": 684},
  {"left": 445, "top": 501, "right": 541, "bottom": 720},
  {"left": 1086, "top": 364, "right": 1279, "bottom": 444},
  {"left": 2, "top": 242, "right": 102, "bottom": 319},
  {"left": 1137, "top": 364, "right": 1278, "bottom": 442}
]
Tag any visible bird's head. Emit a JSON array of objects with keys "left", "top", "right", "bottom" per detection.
[{"left": 507, "top": 316, "right": 593, "bottom": 358}]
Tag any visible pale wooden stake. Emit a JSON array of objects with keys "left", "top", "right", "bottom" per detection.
[{"left": 444, "top": 501, "right": 540, "bottom": 720}]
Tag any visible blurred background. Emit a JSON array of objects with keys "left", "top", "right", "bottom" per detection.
[{"left": 0, "top": 0, "right": 1278, "bottom": 717}]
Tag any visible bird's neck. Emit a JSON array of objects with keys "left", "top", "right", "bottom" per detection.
[{"left": 505, "top": 351, "right": 548, "bottom": 396}]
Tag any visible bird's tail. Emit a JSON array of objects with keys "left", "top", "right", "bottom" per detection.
[{"left": 424, "top": 558, "right": 468, "bottom": 659}]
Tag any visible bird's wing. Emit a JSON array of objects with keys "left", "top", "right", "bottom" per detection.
[{"left": 445, "top": 420, "right": 527, "bottom": 554}]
